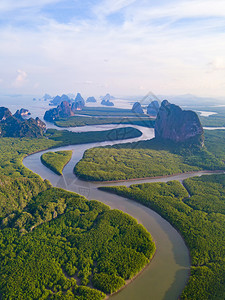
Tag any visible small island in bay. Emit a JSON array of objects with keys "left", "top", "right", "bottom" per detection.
[
  {"left": 100, "top": 94, "right": 115, "bottom": 106},
  {"left": 86, "top": 96, "right": 97, "bottom": 103}
]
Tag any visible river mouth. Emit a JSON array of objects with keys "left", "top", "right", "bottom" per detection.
[{"left": 23, "top": 125, "right": 191, "bottom": 300}]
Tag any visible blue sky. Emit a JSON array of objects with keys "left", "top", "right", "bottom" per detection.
[{"left": 1, "top": 0, "right": 225, "bottom": 98}]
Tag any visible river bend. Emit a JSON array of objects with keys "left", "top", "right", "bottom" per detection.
[{"left": 23, "top": 124, "right": 195, "bottom": 300}]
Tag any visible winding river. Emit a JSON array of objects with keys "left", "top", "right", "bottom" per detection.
[{"left": 23, "top": 124, "right": 220, "bottom": 300}]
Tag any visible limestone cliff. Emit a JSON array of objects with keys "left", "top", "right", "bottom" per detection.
[
  {"left": 155, "top": 100, "right": 204, "bottom": 146},
  {"left": 147, "top": 101, "right": 159, "bottom": 117},
  {"left": 0, "top": 107, "right": 12, "bottom": 121},
  {"left": 72, "top": 93, "right": 85, "bottom": 111},
  {"left": 14, "top": 108, "right": 31, "bottom": 120},
  {"left": 50, "top": 94, "right": 71, "bottom": 106},
  {"left": 74, "top": 93, "right": 85, "bottom": 108},
  {"left": 0, "top": 107, "right": 45, "bottom": 138},
  {"left": 44, "top": 101, "right": 74, "bottom": 122}
]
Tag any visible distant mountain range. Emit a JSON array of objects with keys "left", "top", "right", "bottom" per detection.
[
  {"left": 1, "top": 93, "right": 224, "bottom": 107},
  {"left": 122, "top": 94, "right": 225, "bottom": 106}
]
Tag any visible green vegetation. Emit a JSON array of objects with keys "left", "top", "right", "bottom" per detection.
[
  {"left": 1, "top": 113, "right": 225, "bottom": 298},
  {"left": 0, "top": 187, "right": 155, "bottom": 299},
  {"left": 0, "top": 127, "right": 141, "bottom": 181},
  {"left": 0, "top": 173, "right": 51, "bottom": 220},
  {"left": 75, "top": 147, "right": 199, "bottom": 181},
  {"left": 54, "top": 116, "right": 154, "bottom": 128},
  {"left": 0, "top": 127, "right": 142, "bottom": 219},
  {"left": 0, "top": 137, "right": 58, "bottom": 179},
  {"left": 92, "top": 273, "right": 125, "bottom": 294},
  {"left": 100, "top": 174, "right": 225, "bottom": 299},
  {"left": 41, "top": 151, "right": 73, "bottom": 175},
  {"left": 75, "top": 137, "right": 225, "bottom": 181},
  {"left": 205, "top": 130, "right": 225, "bottom": 161},
  {"left": 200, "top": 115, "right": 225, "bottom": 127},
  {"left": 46, "top": 127, "right": 142, "bottom": 146},
  {"left": 197, "top": 106, "right": 225, "bottom": 127},
  {"left": 0, "top": 128, "right": 155, "bottom": 299},
  {"left": 71, "top": 107, "right": 144, "bottom": 116},
  {"left": 183, "top": 105, "right": 225, "bottom": 127}
]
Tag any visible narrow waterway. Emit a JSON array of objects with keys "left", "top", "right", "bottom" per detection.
[{"left": 23, "top": 124, "right": 193, "bottom": 300}]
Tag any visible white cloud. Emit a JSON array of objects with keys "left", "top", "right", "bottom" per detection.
[
  {"left": 0, "top": 0, "right": 62, "bottom": 12},
  {"left": 0, "top": 0, "right": 225, "bottom": 97},
  {"left": 131, "top": 0, "right": 225, "bottom": 23},
  {"left": 13, "top": 70, "right": 28, "bottom": 88},
  {"left": 208, "top": 57, "right": 225, "bottom": 71},
  {"left": 34, "top": 82, "right": 40, "bottom": 89},
  {"left": 93, "top": 0, "right": 136, "bottom": 17}
]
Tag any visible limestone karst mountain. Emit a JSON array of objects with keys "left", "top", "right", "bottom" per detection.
[
  {"left": 147, "top": 101, "right": 160, "bottom": 117},
  {"left": 132, "top": 102, "right": 144, "bottom": 114},
  {"left": 155, "top": 100, "right": 204, "bottom": 146},
  {"left": 0, "top": 107, "right": 45, "bottom": 138}
]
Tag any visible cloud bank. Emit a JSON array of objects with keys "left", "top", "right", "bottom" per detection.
[{"left": 0, "top": 0, "right": 225, "bottom": 97}]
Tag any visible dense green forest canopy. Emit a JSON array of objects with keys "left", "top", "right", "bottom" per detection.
[
  {"left": 54, "top": 116, "right": 154, "bottom": 128},
  {"left": 46, "top": 127, "right": 142, "bottom": 146},
  {"left": 100, "top": 174, "right": 225, "bottom": 299},
  {"left": 0, "top": 128, "right": 155, "bottom": 299},
  {"left": 1, "top": 116, "right": 225, "bottom": 299},
  {"left": 0, "top": 126, "right": 142, "bottom": 219},
  {"left": 204, "top": 130, "right": 225, "bottom": 161},
  {"left": 41, "top": 150, "right": 73, "bottom": 175},
  {"left": 69, "top": 107, "right": 146, "bottom": 116},
  {"left": 198, "top": 106, "right": 225, "bottom": 127},
  {"left": 75, "top": 131, "right": 225, "bottom": 181},
  {"left": 0, "top": 188, "right": 155, "bottom": 299},
  {"left": 0, "top": 126, "right": 141, "bottom": 180}
]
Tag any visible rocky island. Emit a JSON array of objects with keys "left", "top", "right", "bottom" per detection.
[
  {"left": 101, "top": 99, "right": 114, "bottom": 106},
  {"left": 86, "top": 96, "right": 97, "bottom": 103},
  {"left": 14, "top": 108, "right": 31, "bottom": 120},
  {"left": 44, "top": 96, "right": 86, "bottom": 122},
  {"left": 155, "top": 100, "right": 204, "bottom": 146},
  {"left": 0, "top": 107, "right": 46, "bottom": 138},
  {"left": 49, "top": 94, "right": 71, "bottom": 106},
  {"left": 44, "top": 101, "right": 73, "bottom": 122},
  {"left": 101, "top": 94, "right": 115, "bottom": 106},
  {"left": 147, "top": 101, "right": 160, "bottom": 117},
  {"left": 49, "top": 93, "right": 86, "bottom": 108},
  {"left": 132, "top": 102, "right": 144, "bottom": 114},
  {"left": 73, "top": 93, "right": 85, "bottom": 110}
]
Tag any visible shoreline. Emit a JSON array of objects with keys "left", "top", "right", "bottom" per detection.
[
  {"left": 86, "top": 169, "right": 225, "bottom": 185},
  {"left": 99, "top": 185, "right": 193, "bottom": 300},
  {"left": 24, "top": 127, "right": 223, "bottom": 300},
  {"left": 105, "top": 251, "right": 157, "bottom": 299},
  {"left": 23, "top": 142, "right": 224, "bottom": 300}
]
